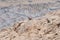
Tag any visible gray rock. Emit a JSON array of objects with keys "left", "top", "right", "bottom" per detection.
[{"left": 0, "top": 0, "right": 60, "bottom": 28}]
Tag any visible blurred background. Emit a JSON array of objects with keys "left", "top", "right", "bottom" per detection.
[{"left": 0, "top": 0, "right": 60, "bottom": 28}]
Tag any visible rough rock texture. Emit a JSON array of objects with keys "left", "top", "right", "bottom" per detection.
[{"left": 0, "top": 10, "right": 60, "bottom": 40}]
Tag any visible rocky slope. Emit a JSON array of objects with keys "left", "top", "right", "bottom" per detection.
[
  {"left": 0, "top": 9, "right": 60, "bottom": 40},
  {"left": 0, "top": 0, "right": 60, "bottom": 40}
]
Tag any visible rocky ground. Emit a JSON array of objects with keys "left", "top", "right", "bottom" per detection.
[{"left": 0, "top": 0, "right": 60, "bottom": 40}]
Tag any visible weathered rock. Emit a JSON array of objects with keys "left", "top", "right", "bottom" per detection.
[{"left": 0, "top": 28, "right": 20, "bottom": 40}]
